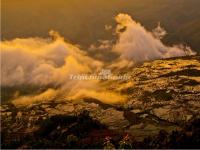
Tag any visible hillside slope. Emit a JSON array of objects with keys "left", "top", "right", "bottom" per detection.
[{"left": 1, "top": 55, "right": 200, "bottom": 148}]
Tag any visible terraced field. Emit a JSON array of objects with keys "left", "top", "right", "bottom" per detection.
[{"left": 1, "top": 55, "right": 200, "bottom": 148}]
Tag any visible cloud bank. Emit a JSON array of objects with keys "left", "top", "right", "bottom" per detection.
[
  {"left": 1, "top": 14, "right": 196, "bottom": 105},
  {"left": 1, "top": 31, "right": 126, "bottom": 105}
]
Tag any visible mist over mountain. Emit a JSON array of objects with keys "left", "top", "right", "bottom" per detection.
[
  {"left": 1, "top": 13, "right": 196, "bottom": 105},
  {"left": 2, "top": 0, "right": 200, "bottom": 52}
]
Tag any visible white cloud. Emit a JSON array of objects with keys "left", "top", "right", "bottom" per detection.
[
  {"left": 112, "top": 13, "right": 195, "bottom": 64},
  {"left": 1, "top": 31, "right": 102, "bottom": 86}
]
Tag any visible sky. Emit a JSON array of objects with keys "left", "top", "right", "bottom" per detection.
[{"left": 1, "top": 0, "right": 200, "bottom": 51}]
